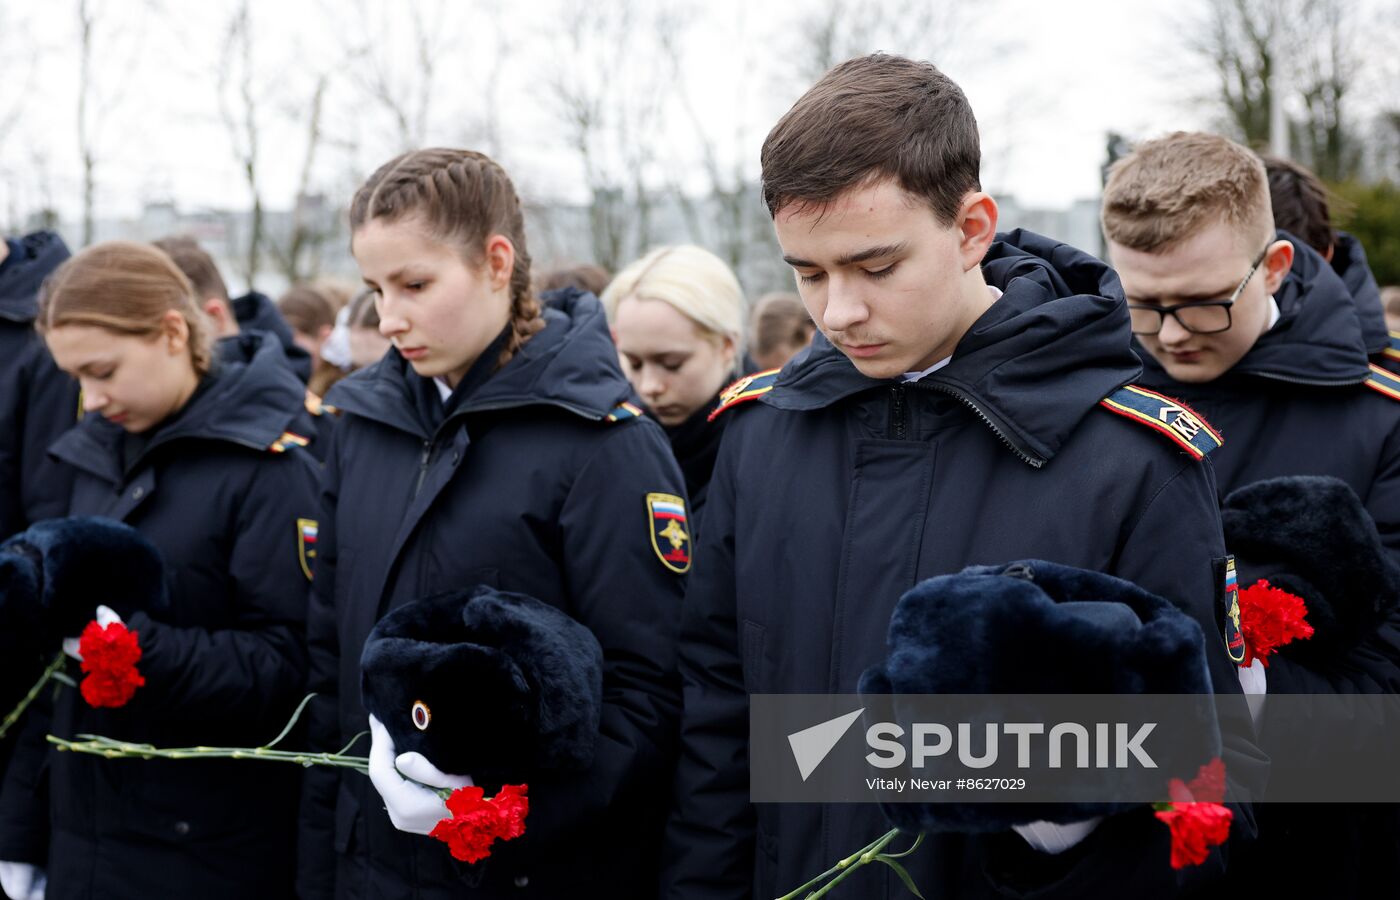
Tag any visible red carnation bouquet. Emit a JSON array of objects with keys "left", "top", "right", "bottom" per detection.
[
  {"left": 1152, "top": 757, "right": 1233, "bottom": 869},
  {"left": 76, "top": 619, "right": 146, "bottom": 708},
  {"left": 431, "top": 783, "right": 530, "bottom": 863},
  {"left": 1237, "top": 580, "right": 1314, "bottom": 667}
]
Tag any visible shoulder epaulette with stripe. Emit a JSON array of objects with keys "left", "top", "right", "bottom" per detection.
[
  {"left": 1099, "top": 384, "right": 1223, "bottom": 459},
  {"left": 606, "top": 401, "right": 644, "bottom": 423},
  {"left": 1366, "top": 363, "right": 1400, "bottom": 403},
  {"left": 708, "top": 369, "right": 782, "bottom": 422},
  {"left": 269, "top": 431, "right": 311, "bottom": 453},
  {"left": 1385, "top": 332, "right": 1400, "bottom": 363}
]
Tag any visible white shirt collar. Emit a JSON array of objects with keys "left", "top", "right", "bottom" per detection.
[
  {"left": 1266, "top": 295, "right": 1281, "bottom": 331},
  {"left": 434, "top": 376, "right": 454, "bottom": 403},
  {"left": 901, "top": 284, "right": 1004, "bottom": 383}
]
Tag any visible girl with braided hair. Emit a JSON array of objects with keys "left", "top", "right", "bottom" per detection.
[{"left": 297, "top": 148, "right": 688, "bottom": 899}]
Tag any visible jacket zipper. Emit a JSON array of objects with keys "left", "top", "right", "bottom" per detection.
[
  {"left": 921, "top": 382, "right": 1046, "bottom": 468},
  {"left": 889, "top": 384, "right": 908, "bottom": 440}
]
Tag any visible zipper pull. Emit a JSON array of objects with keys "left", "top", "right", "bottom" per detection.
[{"left": 413, "top": 440, "right": 433, "bottom": 497}]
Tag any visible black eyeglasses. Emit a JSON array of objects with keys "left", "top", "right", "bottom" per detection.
[{"left": 1127, "top": 246, "right": 1269, "bottom": 336}]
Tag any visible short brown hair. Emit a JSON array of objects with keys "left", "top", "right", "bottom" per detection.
[
  {"left": 278, "top": 285, "right": 337, "bottom": 336},
  {"left": 1262, "top": 154, "right": 1335, "bottom": 256},
  {"left": 760, "top": 54, "right": 980, "bottom": 223},
  {"left": 1102, "top": 132, "right": 1273, "bottom": 253},
  {"left": 539, "top": 263, "right": 611, "bottom": 297},
  {"left": 751, "top": 292, "right": 813, "bottom": 359},
  {"left": 39, "top": 241, "right": 216, "bottom": 376},
  {"left": 151, "top": 235, "right": 229, "bottom": 302},
  {"left": 350, "top": 148, "right": 544, "bottom": 369}
]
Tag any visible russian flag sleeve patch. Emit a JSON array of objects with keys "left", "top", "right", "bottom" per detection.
[{"left": 647, "top": 493, "right": 692, "bottom": 574}]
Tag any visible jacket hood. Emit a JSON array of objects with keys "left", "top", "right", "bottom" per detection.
[
  {"left": 0, "top": 231, "right": 72, "bottom": 323},
  {"left": 231, "top": 290, "right": 312, "bottom": 380},
  {"left": 1331, "top": 231, "right": 1387, "bottom": 355}
]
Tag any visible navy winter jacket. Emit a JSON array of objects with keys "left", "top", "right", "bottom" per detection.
[
  {"left": 664, "top": 230, "right": 1265, "bottom": 900},
  {"left": 297, "top": 289, "right": 688, "bottom": 900},
  {"left": 0, "top": 231, "right": 76, "bottom": 539}
]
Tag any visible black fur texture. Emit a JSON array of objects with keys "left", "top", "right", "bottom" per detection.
[
  {"left": 360, "top": 585, "right": 604, "bottom": 780},
  {"left": 0, "top": 516, "right": 167, "bottom": 645},
  {"left": 1223, "top": 475, "right": 1400, "bottom": 665},
  {"left": 859, "top": 560, "right": 1221, "bottom": 834}
]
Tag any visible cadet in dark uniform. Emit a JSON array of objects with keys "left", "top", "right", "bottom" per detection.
[
  {"left": 664, "top": 56, "right": 1263, "bottom": 900},
  {"left": 296, "top": 148, "right": 688, "bottom": 900},
  {"left": 153, "top": 235, "right": 314, "bottom": 382},
  {"left": 0, "top": 230, "right": 76, "bottom": 785},
  {"left": 0, "top": 241, "right": 321, "bottom": 900},
  {"left": 1104, "top": 131, "right": 1400, "bottom": 897},
  {"left": 0, "top": 229, "right": 76, "bottom": 539},
  {"left": 1263, "top": 153, "right": 1395, "bottom": 368},
  {"left": 153, "top": 235, "right": 334, "bottom": 457}
]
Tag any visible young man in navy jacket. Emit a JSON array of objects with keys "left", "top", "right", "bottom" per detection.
[{"left": 664, "top": 56, "right": 1263, "bottom": 899}]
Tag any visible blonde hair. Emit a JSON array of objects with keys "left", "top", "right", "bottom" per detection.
[
  {"left": 38, "top": 241, "right": 216, "bottom": 376},
  {"left": 601, "top": 245, "right": 745, "bottom": 351},
  {"left": 1102, "top": 132, "right": 1274, "bottom": 253},
  {"left": 350, "top": 148, "right": 544, "bottom": 369}
]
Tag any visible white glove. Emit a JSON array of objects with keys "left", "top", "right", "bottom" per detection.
[
  {"left": 61, "top": 605, "right": 122, "bottom": 661},
  {"left": 1012, "top": 816, "right": 1103, "bottom": 854},
  {"left": 1238, "top": 657, "right": 1267, "bottom": 730},
  {"left": 367, "top": 714, "right": 473, "bottom": 835},
  {"left": 0, "top": 861, "right": 46, "bottom": 900}
]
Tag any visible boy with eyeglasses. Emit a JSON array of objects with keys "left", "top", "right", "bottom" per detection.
[{"left": 1103, "top": 130, "right": 1400, "bottom": 897}]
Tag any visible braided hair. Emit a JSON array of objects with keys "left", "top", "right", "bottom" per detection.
[{"left": 349, "top": 148, "right": 546, "bottom": 369}]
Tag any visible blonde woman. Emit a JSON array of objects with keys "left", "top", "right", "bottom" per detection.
[{"left": 603, "top": 245, "right": 746, "bottom": 523}]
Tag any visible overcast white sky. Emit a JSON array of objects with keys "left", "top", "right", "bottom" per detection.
[{"left": 0, "top": 0, "right": 1395, "bottom": 229}]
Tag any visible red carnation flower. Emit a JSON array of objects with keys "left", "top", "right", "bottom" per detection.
[
  {"left": 1155, "top": 757, "right": 1232, "bottom": 869},
  {"left": 492, "top": 783, "right": 529, "bottom": 841},
  {"left": 1238, "top": 580, "right": 1315, "bottom": 667},
  {"left": 77, "top": 620, "right": 145, "bottom": 708},
  {"left": 429, "top": 783, "right": 529, "bottom": 863},
  {"left": 1166, "top": 757, "right": 1227, "bottom": 805},
  {"left": 1154, "top": 801, "right": 1233, "bottom": 869}
]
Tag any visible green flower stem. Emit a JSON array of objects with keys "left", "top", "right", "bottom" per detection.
[
  {"left": 773, "top": 828, "right": 901, "bottom": 900},
  {"left": 0, "top": 653, "right": 67, "bottom": 741},
  {"left": 47, "top": 734, "right": 370, "bottom": 774},
  {"left": 804, "top": 829, "right": 901, "bottom": 899}
]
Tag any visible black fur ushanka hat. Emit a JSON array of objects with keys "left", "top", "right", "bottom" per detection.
[
  {"left": 859, "top": 560, "right": 1222, "bottom": 834},
  {"left": 0, "top": 516, "right": 167, "bottom": 649},
  {"left": 360, "top": 585, "right": 604, "bottom": 779}
]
